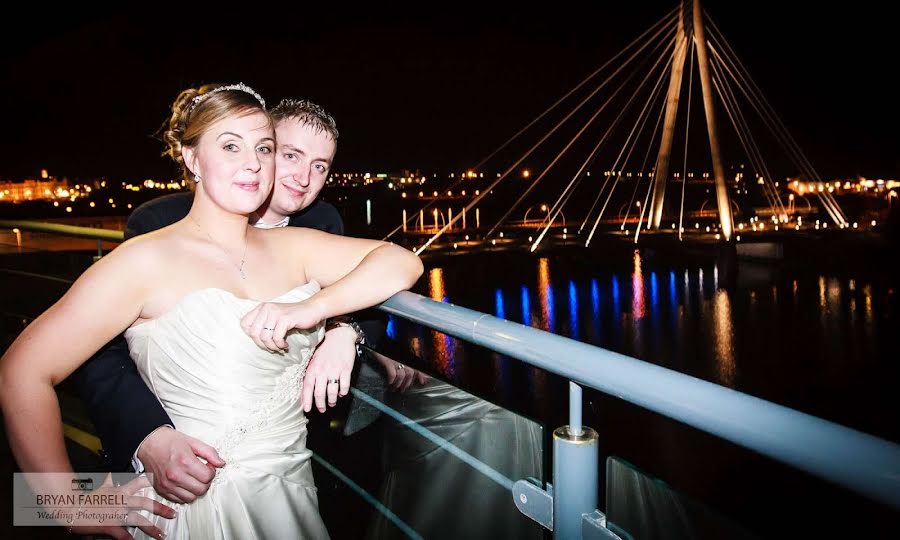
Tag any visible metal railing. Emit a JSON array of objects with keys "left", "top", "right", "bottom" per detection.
[
  {"left": 0, "top": 219, "right": 124, "bottom": 258},
  {"left": 3, "top": 219, "right": 900, "bottom": 539},
  {"left": 378, "top": 291, "right": 900, "bottom": 534}
]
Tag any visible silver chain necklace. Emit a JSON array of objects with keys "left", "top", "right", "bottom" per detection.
[{"left": 189, "top": 215, "right": 248, "bottom": 280}]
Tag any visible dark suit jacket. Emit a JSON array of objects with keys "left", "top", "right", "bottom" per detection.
[
  {"left": 124, "top": 192, "right": 345, "bottom": 238},
  {"left": 71, "top": 191, "right": 384, "bottom": 471}
]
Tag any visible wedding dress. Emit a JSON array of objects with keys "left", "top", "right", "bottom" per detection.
[{"left": 124, "top": 282, "right": 329, "bottom": 539}]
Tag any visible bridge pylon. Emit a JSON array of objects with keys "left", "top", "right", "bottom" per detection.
[{"left": 649, "top": 0, "right": 734, "bottom": 240}]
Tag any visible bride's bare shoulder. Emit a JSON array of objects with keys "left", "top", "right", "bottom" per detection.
[{"left": 105, "top": 222, "right": 189, "bottom": 273}]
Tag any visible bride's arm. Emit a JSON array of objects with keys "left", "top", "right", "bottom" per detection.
[
  {"left": 240, "top": 228, "right": 422, "bottom": 351},
  {"left": 294, "top": 228, "right": 423, "bottom": 319},
  {"left": 0, "top": 242, "right": 151, "bottom": 473}
]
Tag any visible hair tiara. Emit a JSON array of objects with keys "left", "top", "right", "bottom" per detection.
[{"left": 189, "top": 83, "right": 266, "bottom": 113}]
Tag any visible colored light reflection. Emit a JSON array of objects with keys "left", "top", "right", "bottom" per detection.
[
  {"left": 495, "top": 288, "right": 506, "bottom": 319},
  {"left": 631, "top": 250, "right": 645, "bottom": 319},
  {"left": 712, "top": 290, "right": 735, "bottom": 387},
  {"left": 568, "top": 280, "right": 579, "bottom": 340},
  {"left": 521, "top": 286, "right": 532, "bottom": 327},
  {"left": 537, "top": 257, "right": 555, "bottom": 331},
  {"left": 428, "top": 268, "right": 453, "bottom": 376}
]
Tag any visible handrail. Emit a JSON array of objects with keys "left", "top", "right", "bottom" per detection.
[
  {"left": 379, "top": 291, "right": 900, "bottom": 509},
  {"left": 0, "top": 219, "right": 125, "bottom": 242},
  {"left": 4, "top": 220, "right": 899, "bottom": 510}
]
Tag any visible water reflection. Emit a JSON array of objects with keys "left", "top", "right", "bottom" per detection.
[
  {"left": 495, "top": 289, "right": 506, "bottom": 320},
  {"left": 612, "top": 275, "right": 622, "bottom": 323},
  {"left": 863, "top": 284, "right": 875, "bottom": 343},
  {"left": 864, "top": 284, "right": 874, "bottom": 327},
  {"left": 568, "top": 281, "right": 579, "bottom": 340},
  {"left": 521, "top": 286, "right": 532, "bottom": 327},
  {"left": 395, "top": 251, "right": 893, "bottom": 446},
  {"left": 712, "top": 290, "right": 736, "bottom": 387},
  {"left": 698, "top": 268, "right": 706, "bottom": 301},
  {"left": 819, "top": 276, "right": 827, "bottom": 310},
  {"left": 649, "top": 272, "right": 661, "bottom": 359},
  {"left": 590, "top": 279, "right": 601, "bottom": 343},
  {"left": 428, "top": 268, "right": 453, "bottom": 377},
  {"left": 537, "top": 258, "right": 555, "bottom": 332},
  {"left": 683, "top": 269, "right": 692, "bottom": 314},
  {"left": 668, "top": 271, "right": 678, "bottom": 320},
  {"left": 429, "top": 268, "right": 446, "bottom": 303},
  {"left": 631, "top": 250, "right": 645, "bottom": 320}
]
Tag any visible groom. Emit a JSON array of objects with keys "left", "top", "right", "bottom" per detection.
[{"left": 72, "top": 99, "right": 382, "bottom": 505}]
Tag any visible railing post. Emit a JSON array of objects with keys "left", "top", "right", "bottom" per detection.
[
  {"left": 553, "top": 381, "right": 599, "bottom": 539},
  {"left": 93, "top": 239, "right": 105, "bottom": 263}
]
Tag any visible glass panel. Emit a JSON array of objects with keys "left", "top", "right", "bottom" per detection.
[
  {"left": 0, "top": 248, "right": 93, "bottom": 324},
  {"left": 605, "top": 456, "right": 757, "bottom": 540},
  {"left": 311, "top": 343, "right": 546, "bottom": 540}
]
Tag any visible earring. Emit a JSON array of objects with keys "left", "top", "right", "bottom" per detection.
[{"left": 194, "top": 173, "right": 201, "bottom": 183}]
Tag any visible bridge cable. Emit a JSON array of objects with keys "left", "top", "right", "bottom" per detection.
[
  {"left": 614, "top": 34, "right": 679, "bottom": 231},
  {"left": 529, "top": 29, "right": 677, "bottom": 251},
  {"left": 705, "top": 23, "right": 834, "bottom": 221},
  {"left": 708, "top": 50, "right": 783, "bottom": 220},
  {"left": 705, "top": 14, "right": 846, "bottom": 225},
  {"left": 583, "top": 36, "right": 681, "bottom": 246},
  {"left": 383, "top": 8, "right": 679, "bottom": 242},
  {"left": 577, "top": 30, "right": 681, "bottom": 236},
  {"left": 707, "top": 43, "right": 793, "bottom": 220},
  {"left": 633, "top": 45, "right": 680, "bottom": 244},
  {"left": 709, "top": 42, "right": 836, "bottom": 225},
  {"left": 412, "top": 16, "right": 680, "bottom": 254},
  {"left": 484, "top": 21, "right": 679, "bottom": 239},
  {"left": 676, "top": 38, "right": 697, "bottom": 241}
]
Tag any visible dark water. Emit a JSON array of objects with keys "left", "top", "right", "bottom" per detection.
[{"left": 386, "top": 247, "right": 899, "bottom": 538}]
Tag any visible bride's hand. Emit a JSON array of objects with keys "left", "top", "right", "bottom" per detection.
[
  {"left": 66, "top": 474, "right": 174, "bottom": 540},
  {"left": 301, "top": 325, "right": 357, "bottom": 413},
  {"left": 241, "top": 300, "right": 325, "bottom": 352}
]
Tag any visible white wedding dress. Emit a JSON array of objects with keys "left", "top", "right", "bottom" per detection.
[{"left": 124, "top": 282, "right": 329, "bottom": 539}]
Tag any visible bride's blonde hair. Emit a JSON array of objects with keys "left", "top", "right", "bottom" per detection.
[{"left": 162, "top": 83, "right": 271, "bottom": 185}]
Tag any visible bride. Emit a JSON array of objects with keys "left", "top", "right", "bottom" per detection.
[{"left": 0, "top": 83, "right": 423, "bottom": 539}]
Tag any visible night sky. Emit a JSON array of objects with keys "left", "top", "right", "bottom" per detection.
[{"left": 1, "top": 2, "right": 896, "bottom": 183}]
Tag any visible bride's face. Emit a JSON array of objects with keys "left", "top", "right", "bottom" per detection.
[{"left": 186, "top": 110, "right": 276, "bottom": 215}]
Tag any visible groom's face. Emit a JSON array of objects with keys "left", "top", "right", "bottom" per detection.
[{"left": 269, "top": 119, "right": 337, "bottom": 216}]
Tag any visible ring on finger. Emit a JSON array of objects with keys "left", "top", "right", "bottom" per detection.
[{"left": 397, "top": 364, "right": 404, "bottom": 370}]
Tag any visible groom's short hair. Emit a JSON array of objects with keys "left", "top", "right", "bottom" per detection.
[{"left": 270, "top": 99, "right": 339, "bottom": 142}]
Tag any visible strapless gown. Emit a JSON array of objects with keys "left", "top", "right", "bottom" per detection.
[{"left": 124, "top": 282, "right": 329, "bottom": 539}]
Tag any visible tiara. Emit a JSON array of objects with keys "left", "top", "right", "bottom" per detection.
[{"left": 189, "top": 83, "right": 266, "bottom": 113}]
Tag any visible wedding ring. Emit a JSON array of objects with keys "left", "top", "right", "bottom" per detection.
[
  {"left": 263, "top": 327, "right": 275, "bottom": 332},
  {"left": 397, "top": 363, "right": 404, "bottom": 370},
  {"left": 328, "top": 379, "right": 340, "bottom": 384}
]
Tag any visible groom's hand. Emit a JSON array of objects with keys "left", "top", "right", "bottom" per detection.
[
  {"left": 302, "top": 326, "right": 356, "bottom": 413},
  {"left": 370, "top": 349, "right": 429, "bottom": 393},
  {"left": 138, "top": 427, "right": 226, "bottom": 504}
]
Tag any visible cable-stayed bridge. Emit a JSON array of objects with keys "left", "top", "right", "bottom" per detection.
[{"left": 385, "top": 0, "right": 854, "bottom": 255}]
